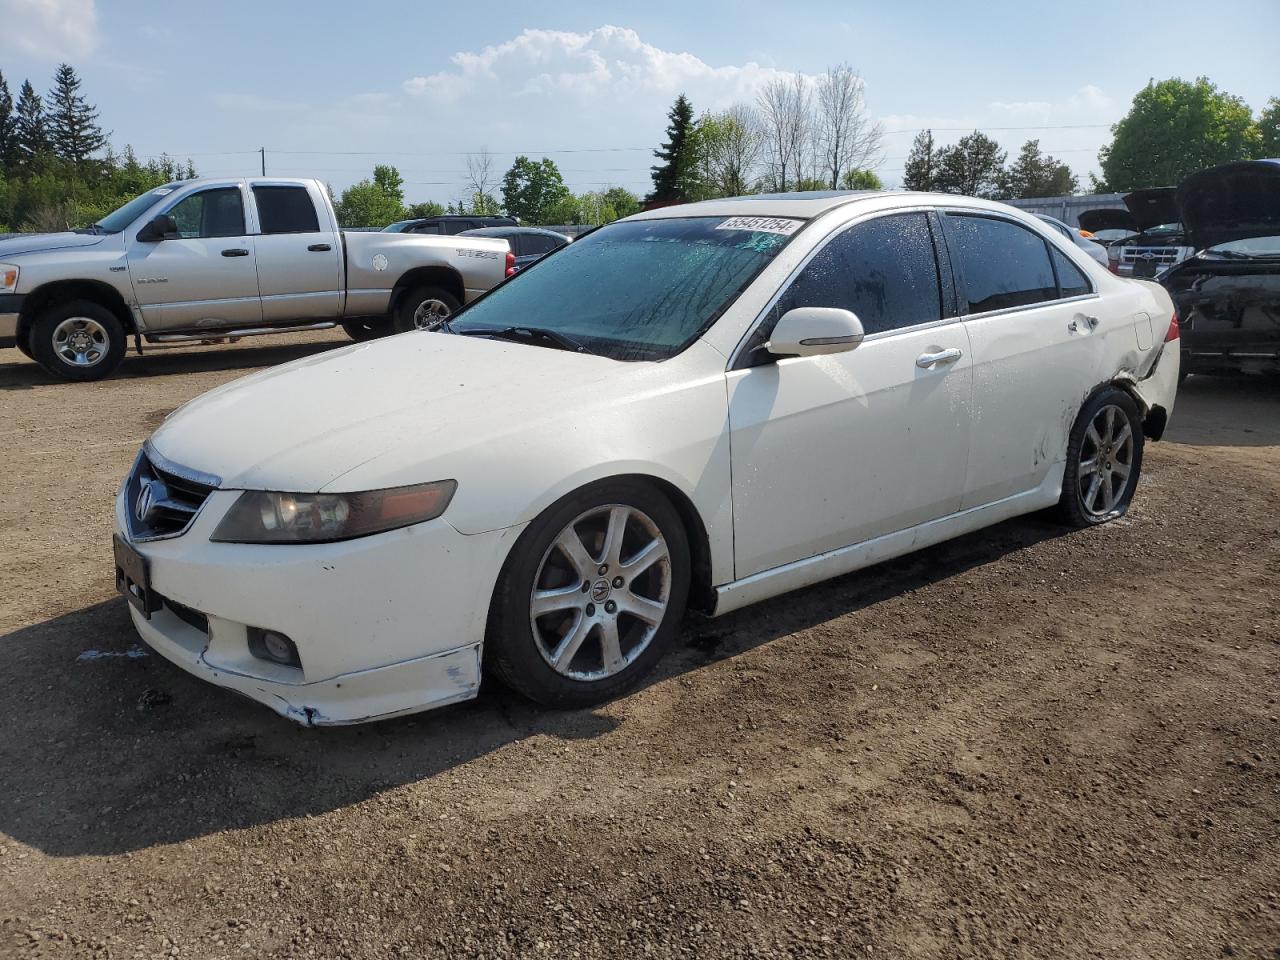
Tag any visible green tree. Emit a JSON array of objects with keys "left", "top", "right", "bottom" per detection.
[
  {"left": 934, "top": 131, "right": 1006, "bottom": 197},
  {"left": 543, "top": 193, "right": 580, "bottom": 225},
  {"left": 840, "top": 168, "right": 882, "bottom": 190},
  {"left": 1098, "top": 77, "right": 1260, "bottom": 191},
  {"left": 902, "top": 130, "right": 939, "bottom": 191},
  {"left": 467, "top": 192, "right": 501, "bottom": 216},
  {"left": 404, "top": 200, "right": 445, "bottom": 219},
  {"left": 999, "top": 139, "right": 1078, "bottom": 198},
  {"left": 1257, "top": 97, "right": 1280, "bottom": 157},
  {"left": 649, "top": 93, "right": 697, "bottom": 202},
  {"left": 12, "top": 80, "right": 50, "bottom": 169},
  {"left": 0, "top": 71, "right": 14, "bottom": 171},
  {"left": 336, "top": 165, "right": 406, "bottom": 228},
  {"left": 690, "top": 107, "right": 760, "bottom": 199},
  {"left": 47, "top": 63, "right": 106, "bottom": 166},
  {"left": 501, "top": 155, "right": 570, "bottom": 224},
  {"left": 601, "top": 186, "right": 640, "bottom": 219}
]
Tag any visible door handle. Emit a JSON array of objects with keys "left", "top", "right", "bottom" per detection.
[
  {"left": 915, "top": 347, "right": 963, "bottom": 369},
  {"left": 1069, "top": 314, "right": 1100, "bottom": 333},
  {"left": 307, "top": 243, "right": 332, "bottom": 252},
  {"left": 221, "top": 248, "right": 250, "bottom": 257}
]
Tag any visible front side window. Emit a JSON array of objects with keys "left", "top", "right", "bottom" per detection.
[
  {"left": 947, "top": 214, "right": 1057, "bottom": 313},
  {"left": 252, "top": 186, "right": 320, "bottom": 234},
  {"left": 771, "top": 212, "right": 944, "bottom": 336},
  {"left": 410, "top": 223, "right": 442, "bottom": 234},
  {"left": 450, "top": 216, "right": 795, "bottom": 361},
  {"left": 165, "top": 188, "right": 245, "bottom": 239}
]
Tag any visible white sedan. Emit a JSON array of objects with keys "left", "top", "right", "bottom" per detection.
[{"left": 113, "top": 192, "right": 1180, "bottom": 725}]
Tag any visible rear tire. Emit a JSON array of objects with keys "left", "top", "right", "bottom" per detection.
[
  {"left": 341, "top": 316, "right": 392, "bottom": 342},
  {"left": 391, "top": 286, "right": 460, "bottom": 334},
  {"left": 29, "top": 299, "right": 127, "bottom": 382},
  {"left": 485, "top": 479, "right": 691, "bottom": 709},
  {"left": 1056, "top": 387, "right": 1144, "bottom": 528}
]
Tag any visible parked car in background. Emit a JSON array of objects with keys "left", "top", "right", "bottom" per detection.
[
  {"left": 459, "top": 226, "right": 572, "bottom": 271},
  {"left": 0, "top": 178, "right": 513, "bottom": 380},
  {"left": 1159, "top": 159, "right": 1280, "bottom": 378},
  {"left": 112, "top": 191, "right": 1179, "bottom": 725},
  {"left": 1036, "top": 214, "right": 1109, "bottom": 267},
  {"left": 384, "top": 214, "right": 518, "bottom": 235},
  {"left": 1080, "top": 188, "right": 1195, "bottom": 278}
]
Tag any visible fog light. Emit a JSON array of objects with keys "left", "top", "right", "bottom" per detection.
[{"left": 248, "top": 627, "right": 301, "bottom": 668}]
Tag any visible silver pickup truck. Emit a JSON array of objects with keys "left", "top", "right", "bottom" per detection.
[{"left": 0, "top": 177, "right": 512, "bottom": 381}]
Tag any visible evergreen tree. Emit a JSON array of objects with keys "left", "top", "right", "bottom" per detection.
[
  {"left": 13, "top": 80, "right": 50, "bottom": 168},
  {"left": 649, "top": 94, "right": 696, "bottom": 202},
  {"left": 0, "top": 71, "right": 15, "bottom": 171},
  {"left": 933, "top": 131, "right": 1006, "bottom": 198},
  {"left": 999, "top": 140, "right": 1079, "bottom": 198},
  {"left": 47, "top": 64, "right": 106, "bottom": 165},
  {"left": 902, "top": 130, "right": 938, "bottom": 191}
]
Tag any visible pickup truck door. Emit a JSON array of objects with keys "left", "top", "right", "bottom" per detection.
[
  {"left": 249, "top": 183, "right": 342, "bottom": 322},
  {"left": 126, "top": 184, "right": 262, "bottom": 330}
]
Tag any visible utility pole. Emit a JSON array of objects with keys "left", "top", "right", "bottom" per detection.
[{"left": 260, "top": 147, "right": 266, "bottom": 176}]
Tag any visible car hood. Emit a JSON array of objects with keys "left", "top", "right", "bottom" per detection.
[
  {"left": 1077, "top": 209, "right": 1137, "bottom": 233},
  {"left": 1122, "top": 188, "right": 1180, "bottom": 232},
  {"left": 1176, "top": 159, "right": 1280, "bottom": 252},
  {"left": 149, "top": 332, "right": 644, "bottom": 492},
  {"left": 0, "top": 231, "right": 107, "bottom": 258}
]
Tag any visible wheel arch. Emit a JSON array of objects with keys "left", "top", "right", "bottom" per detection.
[
  {"left": 18, "top": 279, "right": 134, "bottom": 343},
  {"left": 389, "top": 266, "right": 465, "bottom": 315}
]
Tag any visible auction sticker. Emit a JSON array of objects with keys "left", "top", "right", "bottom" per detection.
[{"left": 716, "top": 216, "right": 803, "bottom": 235}]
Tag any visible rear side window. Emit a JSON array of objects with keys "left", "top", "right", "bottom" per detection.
[
  {"left": 947, "top": 214, "right": 1057, "bottom": 313},
  {"left": 522, "top": 234, "right": 558, "bottom": 256},
  {"left": 1051, "top": 247, "right": 1092, "bottom": 299},
  {"left": 774, "top": 212, "right": 943, "bottom": 336},
  {"left": 410, "top": 223, "right": 441, "bottom": 234},
  {"left": 253, "top": 186, "right": 320, "bottom": 234}
]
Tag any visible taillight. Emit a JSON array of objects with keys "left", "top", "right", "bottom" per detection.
[
  {"left": 1165, "top": 310, "right": 1180, "bottom": 341},
  {"left": 505, "top": 251, "right": 516, "bottom": 277}
]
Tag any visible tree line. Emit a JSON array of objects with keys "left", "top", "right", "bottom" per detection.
[{"left": 0, "top": 63, "right": 196, "bottom": 232}]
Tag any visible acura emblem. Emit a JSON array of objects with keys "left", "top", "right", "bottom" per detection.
[{"left": 135, "top": 477, "right": 165, "bottom": 524}]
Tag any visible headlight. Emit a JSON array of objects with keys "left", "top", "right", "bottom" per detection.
[
  {"left": 0, "top": 263, "right": 18, "bottom": 294},
  {"left": 210, "top": 480, "right": 456, "bottom": 544}
]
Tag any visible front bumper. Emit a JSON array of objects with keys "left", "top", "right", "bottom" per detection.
[
  {"left": 115, "top": 485, "right": 523, "bottom": 725},
  {"left": 0, "top": 294, "right": 21, "bottom": 349}
]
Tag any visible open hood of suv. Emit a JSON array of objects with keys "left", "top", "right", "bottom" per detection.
[
  {"left": 1176, "top": 159, "right": 1280, "bottom": 252},
  {"left": 1122, "top": 188, "right": 1180, "bottom": 232}
]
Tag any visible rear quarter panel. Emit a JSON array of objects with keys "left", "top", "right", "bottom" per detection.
[{"left": 341, "top": 233, "right": 509, "bottom": 315}]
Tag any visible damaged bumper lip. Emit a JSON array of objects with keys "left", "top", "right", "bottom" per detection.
[{"left": 128, "top": 602, "right": 482, "bottom": 725}]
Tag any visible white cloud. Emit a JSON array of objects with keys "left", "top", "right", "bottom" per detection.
[
  {"left": 405, "top": 25, "right": 813, "bottom": 108},
  {"left": 0, "top": 0, "right": 96, "bottom": 59}
]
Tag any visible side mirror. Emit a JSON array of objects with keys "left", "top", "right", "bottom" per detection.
[
  {"left": 767, "top": 307, "right": 865, "bottom": 358},
  {"left": 137, "top": 214, "right": 178, "bottom": 242}
]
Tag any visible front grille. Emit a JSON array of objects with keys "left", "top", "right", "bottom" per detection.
[
  {"left": 123, "top": 445, "right": 220, "bottom": 541},
  {"left": 1120, "top": 246, "right": 1185, "bottom": 266},
  {"left": 159, "top": 593, "right": 210, "bottom": 634}
]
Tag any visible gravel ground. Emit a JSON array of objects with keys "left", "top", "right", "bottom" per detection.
[{"left": 0, "top": 334, "right": 1277, "bottom": 960}]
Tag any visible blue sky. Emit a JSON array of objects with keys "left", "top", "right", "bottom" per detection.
[{"left": 1, "top": 0, "right": 1277, "bottom": 203}]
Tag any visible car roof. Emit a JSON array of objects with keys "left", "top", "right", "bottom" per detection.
[
  {"left": 623, "top": 190, "right": 1021, "bottom": 222},
  {"left": 460, "top": 226, "right": 569, "bottom": 239}
]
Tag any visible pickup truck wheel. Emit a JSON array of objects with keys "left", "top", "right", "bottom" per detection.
[
  {"left": 29, "top": 300, "right": 126, "bottom": 382},
  {"left": 393, "top": 286, "right": 460, "bottom": 334},
  {"left": 341, "top": 317, "right": 392, "bottom": 342}
]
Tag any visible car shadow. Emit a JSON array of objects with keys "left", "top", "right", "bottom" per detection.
[
  {"left": 0, "top": 337, "right": 346, "bottom": 390},
  {"left": 1165, "top": 374, "right": 1280, "bottom": 448},
  {"left": 0, "top": 512, "right": 1068, "bottom": 857}
]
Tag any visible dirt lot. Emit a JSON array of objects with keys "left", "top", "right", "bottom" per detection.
[{"left": 0, "top": 334, "right": 1277, "bottom": 960}]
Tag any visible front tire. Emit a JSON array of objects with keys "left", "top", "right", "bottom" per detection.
[
  {"left": 391, "top": 286, "right": 461, "bottom": 334},
  {"left": 1057, "top": 387, "right": 1144, "bottom": 527},
  {"left": 29, "top": 300, "right": 127, "bottom": 382},
  {"left": 485, "top": 479, "right": 692, "bottom": 709}
]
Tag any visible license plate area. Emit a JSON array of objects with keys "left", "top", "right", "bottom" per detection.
[{"left": 113, "top": 534, "right": 158, "bottom": 618}]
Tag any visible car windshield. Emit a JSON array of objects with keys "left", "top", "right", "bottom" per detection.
[
  {"left": 449, "top": 216, "right": 799, "bottom": 361},
  {"left": 93, "top": 184, "right": 183, "bottom": 234},
  {"left": 1205, "top": 235, "right": 1280, "bottom": 258}
]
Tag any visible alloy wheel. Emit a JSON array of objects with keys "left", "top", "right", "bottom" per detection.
[
  {"left": 529, "top": 504, "right": 672, "bottom": 681},
  {"left": 1077, "top": 403, "right": 1134, "bottom": 517}
]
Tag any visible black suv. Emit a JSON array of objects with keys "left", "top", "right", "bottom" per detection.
[{"left": 383, "top": 215, "right": 518, "bottom": 235}]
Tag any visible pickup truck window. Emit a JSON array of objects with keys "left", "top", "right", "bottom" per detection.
[
  {"left": 253, "top": 186, "right": 321, "bottom": 234},
  {"left": 168, "top": 187, "right": 246, "bottom": 239}
]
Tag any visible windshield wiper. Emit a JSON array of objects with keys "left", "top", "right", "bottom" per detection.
[{"left": 457, "top": 326, "right": 588, "bottom": 353}]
